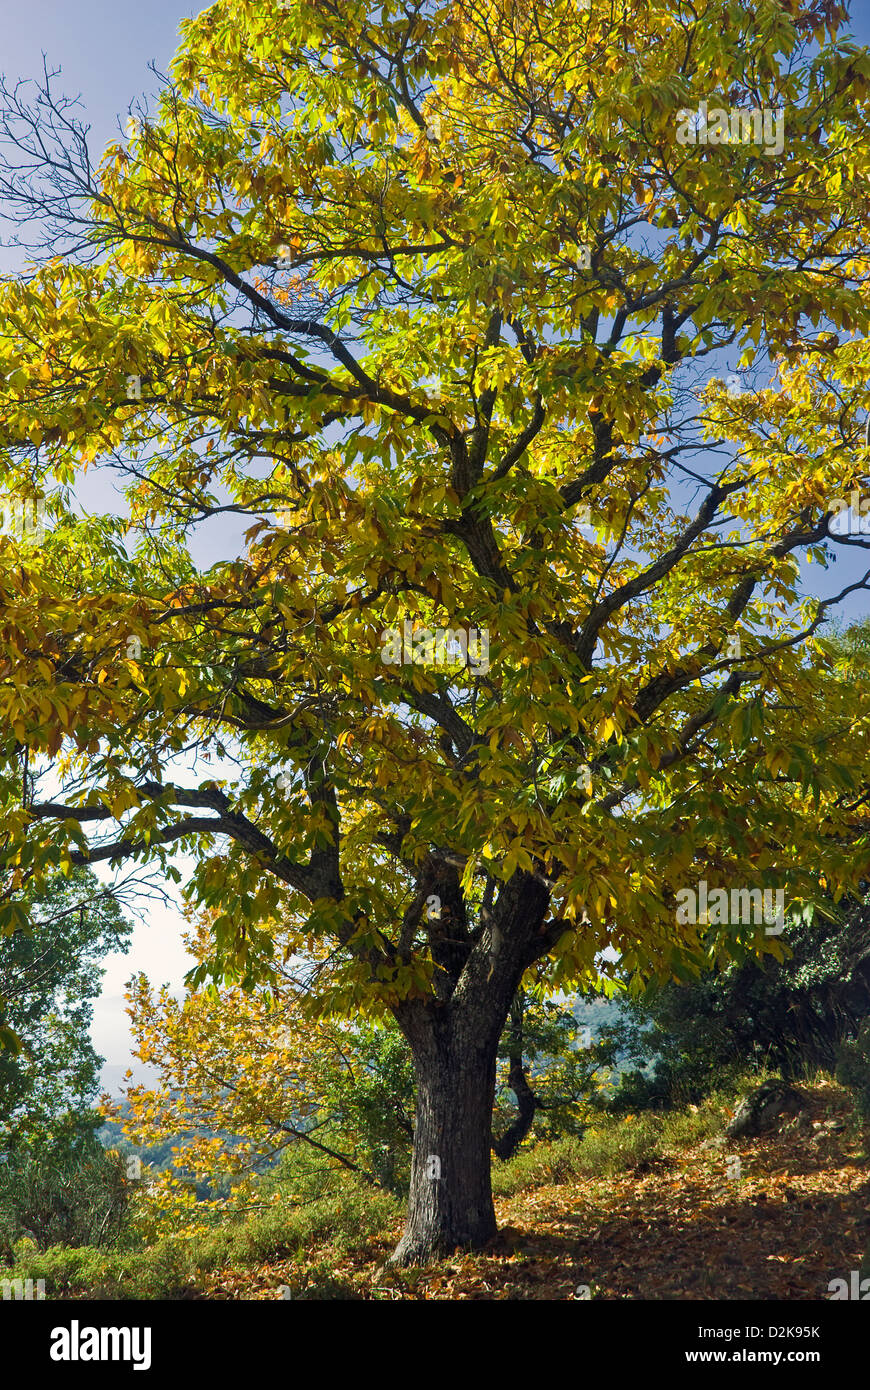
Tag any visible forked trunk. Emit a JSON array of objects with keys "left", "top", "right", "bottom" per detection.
[{"left": 389, "top": 871, "right": 553, "bottom": 1265}]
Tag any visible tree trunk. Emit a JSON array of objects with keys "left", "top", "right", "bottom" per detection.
[
  {"left": 492, "top": 990, "right": 538, "bottom": 1161},
  {"left": 388, "top": 868, "right": 554, "bottom": 1265},
  {"left": 390, "top": 1011, "right": 499, "bottom": 1266}
]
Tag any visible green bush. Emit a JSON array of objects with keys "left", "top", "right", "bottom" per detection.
[
  {"left": 490, "top": 1118, "right": 663, "bottom": 1195},
  {"left": 835, "top": 1019, "right": 870, "bottom": 1119},
  {"left": 491, "top": 1090, "right": 731, "bottom": 1196},
  {"left": 602, "top": 898, "right": 870, "bottom": 1111},
  {"left": 317, "top": 1023, "right": 416, "bottom": 1195},
  {"left": 0, "top": 1133, "right": 131, "bottom": 1257}
]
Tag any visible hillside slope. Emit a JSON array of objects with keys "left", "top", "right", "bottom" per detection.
[{"left": 209, "top": 1079, "right": 867, "bottom": 1300}]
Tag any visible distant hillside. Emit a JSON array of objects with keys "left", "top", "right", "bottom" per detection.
[{"left": 99, "top": 1062, "right": 160, "bottom": 1098}]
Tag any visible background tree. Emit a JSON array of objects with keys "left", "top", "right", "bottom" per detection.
[
  {"left": 0, "top": 866, "right": 132, "bottom": 1255},
  {"left": 0, "top": 867, "right": 131, "bottom": 1147},
  {"left": 117, "top": 908, "right": 416, "bottom": 1197},
  {"left": 606, "top": 893, "right": 870, "bottom": 1111},
  {"left": 493, "top": 988, "right": 616, "bottom": 1158},
  {"left": 0, "top": 0, "right": 867, "bottom": 1263}
]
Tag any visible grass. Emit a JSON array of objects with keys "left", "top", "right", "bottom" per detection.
[
  {"left": 1, "top": 1072, "right": 857, "bottom": 1299},
  {"left": 491, "top": 1086, "right": 732, "bottom": 1195},
  {"left": 0, "top": 1185, "right": 402, "bottom": 1300}
]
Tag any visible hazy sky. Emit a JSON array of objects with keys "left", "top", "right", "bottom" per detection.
[{"left": 1, "top": 2, "right": 869, "bottom": 1092}]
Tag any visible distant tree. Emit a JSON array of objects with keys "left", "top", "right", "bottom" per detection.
[
  {"left": 0, "top": 867, "right": 131, "bottom": 1150},
  {"left": 116, "top": 908, "right": 416, "bottom": 1196},
  {"left": 493, "top": 988, "right": 617, "bottom": 1158},
  {"left": 605, "top": 895, "right": 870, "bottom": 1109}
]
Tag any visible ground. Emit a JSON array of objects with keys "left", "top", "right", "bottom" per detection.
[{"left": 204, "top": 1082, "right": 868, "bottom": 1300}]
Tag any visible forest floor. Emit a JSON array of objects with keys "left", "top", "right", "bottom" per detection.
[{"left": 206, "top": 1079, "right": 869, "bottom": 1300}]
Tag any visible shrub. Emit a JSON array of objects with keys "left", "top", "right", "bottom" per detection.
[
  {"left": 0, "top": 1177, "right": 401, "bottom": 1299},
  {"left": 603, "top": 897, "right": 870, "bottom": 1111},
  {"left": 0, "top": 1133, "right": 131, "bottom": 1256},
  {"left": 835, "top": 1019, "right": 870, "bottom": 1119}
]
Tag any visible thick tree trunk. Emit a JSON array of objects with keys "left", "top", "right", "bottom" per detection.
[
  {"left": 390, "top": 1013, "right": 499, "bottom": 1266},
  {"left": 388, "top": 869, "right": 554, "bottom": 1266}
]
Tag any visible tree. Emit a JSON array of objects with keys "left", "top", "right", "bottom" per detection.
[
  {"left": 0, "top": 1133, "right": 131, "bottom": 1255},
  {"left": 492, "top": 987, "right": 614, "bottom": 1158},
  {"left": 606, "top": 894, "right": 870, "bottom": 1110},
  {"left": 0, "top": 867, "right": 133, "bottom": 1254},
  {"left": 0, "top": 867, "right": 131, "bottom": 1147},
  {"left": 116, "top": 908, "right": 417, "bottom": 1196},
  {"left": 0, "top": 0, "right": 867, "bottom": 1262},
  {"left": 117, "top": 910, "right": 601, "bottom": 1201}
]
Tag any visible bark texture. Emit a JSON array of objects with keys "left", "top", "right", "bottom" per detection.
[{"left": 389, "top": 865, "right": 556, "bottom": 1265}]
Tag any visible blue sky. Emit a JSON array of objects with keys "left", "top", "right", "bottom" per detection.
[
  {"left": 1, "top": 1, "right": 205, "bottom": 1091},
  {"left": 1, "top": 2, "right": 869, "bottom": 1093}
]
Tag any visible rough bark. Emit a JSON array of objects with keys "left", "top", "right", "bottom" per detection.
[
  {"left": 390, "top": 1012, "right": 500, "bottom": 1265},
  {"left": 389, "top": 869, "right": 552, "bottom": 1265}
]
